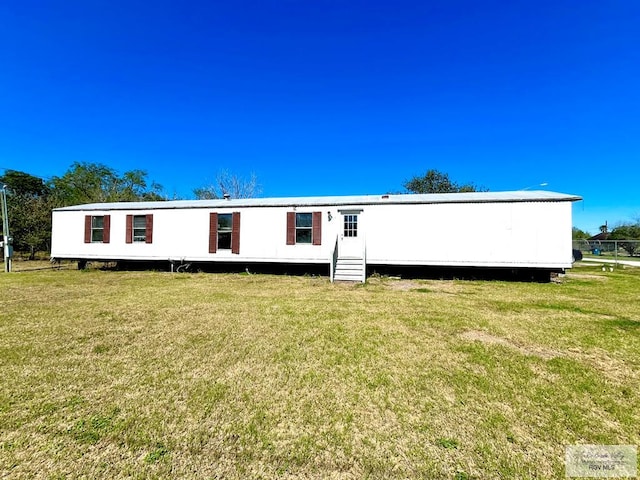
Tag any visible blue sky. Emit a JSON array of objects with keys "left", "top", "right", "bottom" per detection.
[{"left": 1, "top": 1, "right": 638, "bottom": 234}]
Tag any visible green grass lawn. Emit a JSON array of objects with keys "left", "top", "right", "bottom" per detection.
[{"left": 1, "top": 264, "right": 638, "bottom": 479}]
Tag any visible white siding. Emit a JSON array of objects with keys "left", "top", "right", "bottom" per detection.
[
  {"left": 51, "top": 198, "right": 574, "bottom": 269},
  {"left": 52, "top": 207, "right": 337, "bottom": 264},
  {"left": 364, "top": 201, "right": 572, "bottom": 267}
]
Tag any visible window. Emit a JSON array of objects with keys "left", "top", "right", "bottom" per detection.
[
  {"left": 133, "top": 216, "right": 147, "bottom": 242},
  {"left": 126, "top": 214, "right": 153, "bottom": 243},
  {"left": 209, "top": 212, "right": 240, "bottom": 254},
  {"left": 217, "top": 213, "right": 232, "bottom": 250},
  {"left": 286, "top": 211, "right": 322, "bottom": 245},
  {"left": 295, "top": 213, "right": 313, "bottom": 244},
  {"left": 344, "top": 214, "right": 358, "bottom": 237},
  {"left": 84, "top": 215, "right": 110, "bottom": 243},
  {"left": 92, "top": 216, "right": 105, "bottom": 242}
]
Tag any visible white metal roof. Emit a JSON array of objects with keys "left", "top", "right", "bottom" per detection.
[{"left": 53, "top": 190, "right": 582, "bottom": 211}]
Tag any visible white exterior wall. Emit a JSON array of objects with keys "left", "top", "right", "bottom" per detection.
[
  {"left": 364, "top": 201, "right": 573, "bottom": 268},
  {"left": 51, "top": 199, "right": 574, "bottom": 268},
  {"left": 52, "top": 206, "right": 340, "bottom": 264}
]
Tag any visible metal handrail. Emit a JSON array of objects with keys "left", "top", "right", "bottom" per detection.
[
  {"left": 362, "top": 238, "right": 367, "bottom": 283},
  {"left": 330, "top": 235, "right": 338, "bottom": 282}
]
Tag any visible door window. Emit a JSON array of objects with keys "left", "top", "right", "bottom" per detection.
[{"left": 343, "top": 214, "right": 358, "bottom": 237}]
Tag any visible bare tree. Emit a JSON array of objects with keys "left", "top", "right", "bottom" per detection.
[{"left": 194, "top": 171, "right": 261, "bottom": 199}]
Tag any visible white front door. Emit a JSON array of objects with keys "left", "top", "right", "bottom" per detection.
[{"left": 338, "top": 211, "right": 363, "bottom": 258}]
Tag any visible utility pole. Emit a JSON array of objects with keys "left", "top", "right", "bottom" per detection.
[{"left": 0, "top": 185, "right": 12, "bottom": 272}]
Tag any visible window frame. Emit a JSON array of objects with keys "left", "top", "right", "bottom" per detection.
[
  {"left": 295, "top": 212, "right": 313, "bottom": 244},
  {"left": 209, "top": 212, "right": 240, "bottom": 254},
  {"left": 286, "top": 211, "right": 322, "bottom": 245},
  {"left": 91, "top": 216, "right": 105, "bottom": 243},
  {"left": 132, "top": 215, "right": 147, "bottom": 243},
  {"left": 126, "top": 214, "right": 153, "bottom": 244},
  {"left": 343, "top": 214, "right": 358, "bottom": 238},
  {"left": 217, "top": 213, "right": 233, "bottom": 250},
  {"left": 84, "top": 215, "right": 110, "bottom": 244}
]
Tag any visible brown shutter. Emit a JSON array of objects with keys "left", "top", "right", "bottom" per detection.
[
  {"left": 103, "top": 215, "right": 111, "bottom": 244},
  {"left": 286, "top": 212, "right": 296, "bottom": 245},
  {"left": 145, "top": 214, "right": 153, "bottom": 243},
  {"left": 312, "top": 211, "right": 322, "bottom": 246},
  {"left": 126, "top": 215, "right": 133, "bottom": 243},
  {"left": 84, "top": 216, "right": 92, "bottom": 243},
  {"left": 231, "top": 212, "right": 240, "bottom": 254},
  {"left": 209, "top": 213, "right": 218, "bottom": 253}
]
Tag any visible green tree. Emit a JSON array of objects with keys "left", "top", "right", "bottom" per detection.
[
  {"left": 7, "top": 194, "right": 55, "bottom": 259},
  {"left": 572, "top": 227, "right": 591, "bottom": 240},
  {"left": 609, "top": 223, "right": 640, "bottom": 256},
  {"left": 403, "top": 169, "right": 484, "bottom": 194},
  {"left": 0, "top": 170, "right": 52, "bottom": 259},
  {"left": 1, "top": 170, "right": 49, "bottom": 196},
  {"left": 49, "top": 162, "right": 165, "bottom": 206}
]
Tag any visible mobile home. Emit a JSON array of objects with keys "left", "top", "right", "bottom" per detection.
[{"left": 51, "top": 191, "right": 581, "bottom": 281}]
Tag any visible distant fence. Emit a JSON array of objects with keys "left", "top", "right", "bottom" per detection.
[{"left": 573, "top": 239, "right": 640, "bottom": 259}]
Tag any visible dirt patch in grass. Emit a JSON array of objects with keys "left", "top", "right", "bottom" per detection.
[
  {"left": 384, "top": 280, "right": 420, "bottom": 291},
  {"left": 10, "top": 259, "right": 76, "bottom": 272},
  {"left": 567, "top": 273, "right": 609, "bottom": 281},
  {"left": 460, "top": 329, "right": 637, "bottom": 383},
  {"left": 566, "top": 348, "right": 639, "bottom": 384},
  {"left": 370, "top": 277, "right": 464, "bottom": 294},
  {"left": 460, "top": 330, "right": 560, "bottom": 360}
]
